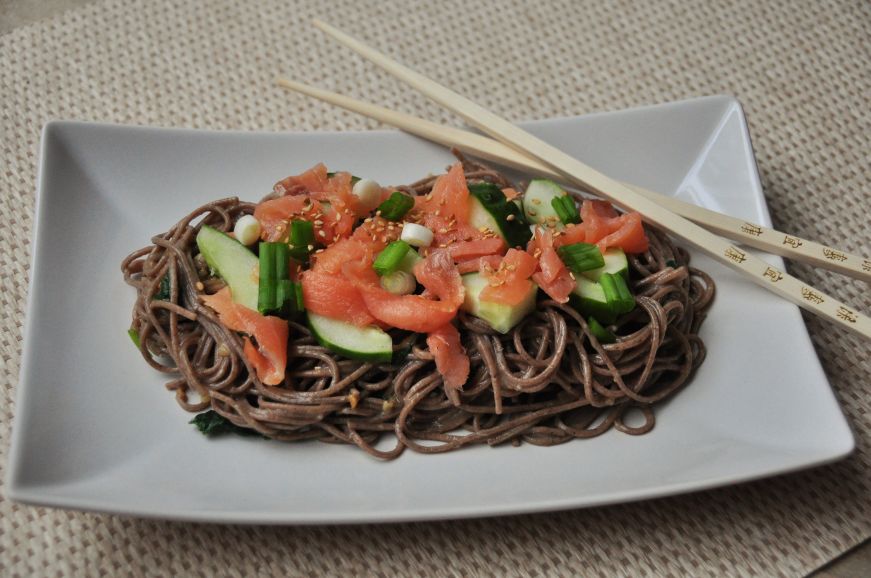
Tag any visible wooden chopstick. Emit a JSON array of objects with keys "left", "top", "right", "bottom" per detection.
[
  {"left": 275, "top": 78, "right": 871, "bottom": 283},
  {"left": 309, "top": 19, "right": 870, "bottom": 339}
]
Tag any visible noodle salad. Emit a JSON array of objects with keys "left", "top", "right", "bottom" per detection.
[{"left": 122, "top": 152, "right": 714, "bottom": 458}]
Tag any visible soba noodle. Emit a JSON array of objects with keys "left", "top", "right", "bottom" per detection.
[{"left": 121, "top": 157, "right": 715, "bottom": 459}]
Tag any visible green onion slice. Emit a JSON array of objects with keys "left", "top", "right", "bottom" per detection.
[
  {"left": 288, "top": 219, "right": 315, "bottom": 261},
  {"left": 551, "top": 195, "right": 580, "bottom": 225},
  {"left": 258, "top": 242, "right": 277, "bottom": 314},
  {"left": 557, "top": 242, "right": 605, "bottom": 273},
  {"left": 258, "top": 242, "right": 301, "bottom": 316},
  {"left": 587, "top": 316, "right": 616, "bottom": 344},
  {"left": 600, "top": 272, "right": 635, "bottom": 314},
  {"left": 373, "top": 241, "right": 411, "bottom": 276},
  {"left": 377, "top": 192, "right": 415, "bottom": 221},
  {"left": 128, "top": 328, "right": 141, "bottom": 349}
]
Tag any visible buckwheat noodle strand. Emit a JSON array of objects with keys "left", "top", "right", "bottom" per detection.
[{"left": 121, "top": 158, "right": 714, "bottom": 459}]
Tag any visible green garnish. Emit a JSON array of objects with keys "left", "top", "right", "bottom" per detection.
[
  {"left": 258, "top": 242, "right": 278, "bottom": 314},
  {"left": 292, "top": 279, "right": 305, "bottom": 312},
  {"left": 258, "top": 242, "right": 302, "bottom": 317},
  {"left": 154, "top": 274, "right": 171, "bottom": 301},
  {"left": 190, "top": 410, "right": 263, "bottom": 437},
  {"left": 377, "top": 191, "right": 415, "bottom": 221},
  {"left": 600, "top": 272, "right": 635, "bottom": 314},
  {"left": 128, "top": 328, "right": 141, "bottom": 349},
  {"left": 557, "top": 243, "right": 605, "bottom": 274},
  {"left": 665, "top": 259, "right": 678, "bottom": 268},
  {"left": 587, "top": 316, "right": 616, "bottom": 344},
  {"left": 551, "top": 195, "right": 580, "bottom": 225},
  {"left": 373, "top": 241, "right": 411, "bottom": 276},
  {"left": 288, "top": 219, "right": 315, "bottom": 262}
]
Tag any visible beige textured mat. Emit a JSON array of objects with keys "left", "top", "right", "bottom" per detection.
[{"left": 1, "top": 0, "right": 869, "bottom": 575}]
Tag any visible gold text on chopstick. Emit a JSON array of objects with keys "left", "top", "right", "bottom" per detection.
[
  {"left": 801, "top": 287, "right": 825, "bottom": 304},
  {"left": 740, "top": 223, "right": 763, "bottom": 236},
  {"left": 782, "top": 235, "right": 803, "bottom": 248},
  {"left": 823, "top": 248, "right": 848, "bottom": 262},
  {"left": 836, "top": 306, "right": 857, "bottom": 323},
  {"left": 724, "top": 246, "right": 747, "bottom": 264},
  {"left": 763, "top": 267, "right": 783, "bottom": 282}
]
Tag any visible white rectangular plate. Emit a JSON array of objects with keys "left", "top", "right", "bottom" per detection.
[{"left": 6, "top": 96, "right": 853, "bottom": 524}]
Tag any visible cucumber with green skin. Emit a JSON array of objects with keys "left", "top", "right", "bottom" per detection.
[
  {"left": 461, "top": 272, "right": 538, "bottom": 333},
  {"left": 195, "top": 225, "right": 259, "bottom": 311},
  {"left": 307, "top": 312, "right": 393, "bottom": 362},
  {"left": 467, "top": 182, "right": 531, "bottom": 247},
  {"left": 581, "top": 248, "right": 630, "bottom": 282},
  {"left": 522, "top": 179, "right": 567, "bottom": 227},
  {"left": 569, "top": 277, "right": 617, "bottom": 325}
]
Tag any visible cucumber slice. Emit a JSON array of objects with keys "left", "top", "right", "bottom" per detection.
[
  {"left": 523, "top": 179, "right": 566, "bottom": 227},
  {"left": 569, "top": 277, "right": 616, "bottom": 325},
  {"left": 581, "top": 248, "right": 630, "bottom": 282},
  {"left": 196, "top": 225, "right": 259, "bottom": 311},
  {"left": 467, "top": 182, "right": 531, "bottom": 247},
  {"left": 461, "top": 272, "right": 538, "bottom": 333},
  {"left": 307, "top": 312, "right": 393, "bottom": 362}
]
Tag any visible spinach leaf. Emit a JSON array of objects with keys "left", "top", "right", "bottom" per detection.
[
  {"left": 154, "top": 274, "right": 171, "bottom": 301},
  {"left": 190, "top": 410, "right": 262, "bottom": 437}
]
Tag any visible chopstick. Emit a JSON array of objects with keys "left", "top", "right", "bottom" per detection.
[
  {"left": 309, "top": 19, "right": 870, "bottom": 339},
  {"left": 275, "top": 78, "right": 871, "bottom": 284}
]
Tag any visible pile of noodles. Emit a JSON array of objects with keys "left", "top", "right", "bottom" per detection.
[{"left": 122, "top": 157, "right": 715, "bottom": 459}]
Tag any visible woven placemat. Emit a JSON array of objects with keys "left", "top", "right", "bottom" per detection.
[{"left": 1, "top": 0, "right": 869, "bottom": 575}]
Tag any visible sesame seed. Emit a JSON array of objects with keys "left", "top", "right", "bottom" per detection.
[
  {"left": 569, "top": 272, "right": 576, "bottom": 280},
  {"left": 506, "top": 214, "right": 516, "bottom": 221},
  {"left": 307, "top": 244, "right": 314, "bottom": 251},
  {"left": 318, "top": 230, "right": 327, "bottom": 238},
  {"left": 195, "top": 281, "right": 204, "bottom": 291},
  {"left": 364, "top": 217, "right": 373, "bottom": 223},
  {"left": 528, "top": 209, "right": 537, "bottom": 217},
  {"left": 348, "top": 390, "right": 360, "bottom": 409}
]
